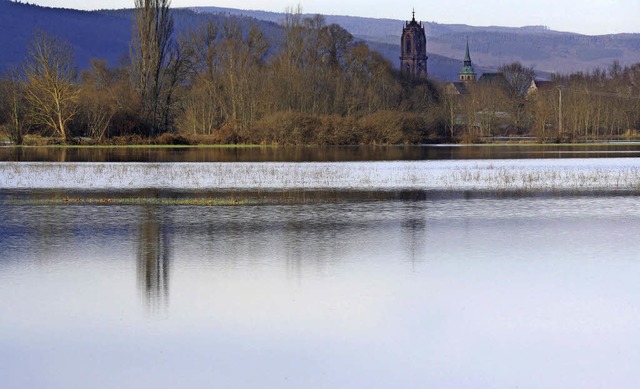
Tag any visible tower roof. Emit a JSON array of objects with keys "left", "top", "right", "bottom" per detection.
[
  {"left": 459, "top": 37, "right": 476, "bottom": 75},
  {"left": 406, "top": 9, "right": 421, "bottom": 28},
  {"left": 464, "top": 38, "right": 472, "bottom": 64}
]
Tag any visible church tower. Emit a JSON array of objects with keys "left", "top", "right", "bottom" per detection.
[
  {"left": 400, "top": 10, "right": 428, "bottom": 80},
  {"left": 458, "top": 38, "right": 477, "bottom": 83}
]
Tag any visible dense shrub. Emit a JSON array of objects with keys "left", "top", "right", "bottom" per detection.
[
  {"left": 251, "top": 112, "right": 322, "bottom": 145},
  {"left": 155, "top": 133, "right": 192, "bottom": 145},
  {"left": 106, "top": 134, "right": 147, "bottom": 145},
  {"left": 359, "top": 111, "right": 427, "bottom": 144},
  {"left": 210, "top": 120, "right": 247, "bottom": 144},
  {"left": 248, "top": 111, "right": 436, "bottom": 145},
  {"left": 315, "top": 115, "right": 361, "bottom": 145}
]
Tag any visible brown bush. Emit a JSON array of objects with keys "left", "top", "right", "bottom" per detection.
[
  {"left": 182, "top": 133, "right": 218, "bottom": 145},
  {"left": 623, "top": 129, "right": 640, "bottom": 139},
  {"left": 17, "top": 134, "right": 47, "bottom": 146},
  {"left": 358, "top": 111, "right": 427, "bottom": 144},
  {"left": 251, "top": 112, "right": 322, "bottom": 145},
  {"left": 314, "top": 115, "right": 361, "bottom": 145},
  {"left": 459, "top": 129, "right": 481, "bottom": 144},
  {"left": 155, "top": 133, "right": 192, "bottom": 145},
  {"left": 210, "top": 120, "right": 247, "bottom": 144},
  {"left": 106, "top": 134, "right": 147, "bottom": 145}
]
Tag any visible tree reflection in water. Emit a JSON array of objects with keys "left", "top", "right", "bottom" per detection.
[{"left": 137, "top": 206, "right": 170, "bottom": 314}]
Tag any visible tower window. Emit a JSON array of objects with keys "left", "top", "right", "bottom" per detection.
[{"left": 406, "top": 39, "right": 411, "bottom": 54}]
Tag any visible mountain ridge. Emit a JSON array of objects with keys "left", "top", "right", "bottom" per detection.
[
  {"left": 1, "top": 1, "right": 639, "bottom": 81},
  {"left": 192, "top": 6, "right": 640, "bottom": 76}
]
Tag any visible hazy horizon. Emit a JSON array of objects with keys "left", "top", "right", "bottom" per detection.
[{"left": 18, "top": 0, "right": 640, "bottom": 36}]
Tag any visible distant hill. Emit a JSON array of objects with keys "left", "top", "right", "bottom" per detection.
[
  {"left": 0, "top": 1, "right": 280, "bottom": 72},
  {"left": 190, "top": 6, "right": 500, "bottom": 80},
  {"left": 2, "top": 1, "right": 639, "bottom": 81},
  {"left": 193, "top": 6, "right": 640, "bottom": 78},
  {"left": 0, "top": 0, "right": 131, "bottom": 71},
  {"left": 0, "top": 1, "right": 463, "bottom": 80}
]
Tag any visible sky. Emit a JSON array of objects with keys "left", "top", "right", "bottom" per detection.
[{"left": 27, "top": 0, "right": 640, "bottom": 36}]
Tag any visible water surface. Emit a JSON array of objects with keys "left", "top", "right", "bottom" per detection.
[
  {"left": 3, "top": 143, "right": 640, "bottom": 162},
  {"left": 1, "top": 197, "right": 639, "bottom": 388}
]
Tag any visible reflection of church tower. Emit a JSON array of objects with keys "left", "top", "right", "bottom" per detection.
[
  {"left": 458, "top": 38, "right": 477, "bottom": 83},
  {"left": 400, "top": 10, "right": 428, "bottom": 80}
]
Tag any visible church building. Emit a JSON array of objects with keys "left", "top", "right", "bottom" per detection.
[
  {"left": 458, "top": 38, "right": 477, "bottom": 83},
  {"left": 442, "top": 38, "right": 480, "bottom": 96},
  {"left": 400, "top": 12, "right": 480, "bottom": 86},
  {"left": 400, "top": 11, "right": 428, "bottom": 80}
]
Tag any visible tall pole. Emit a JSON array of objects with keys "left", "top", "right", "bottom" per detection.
[{"left": 558, "top": 87, "right": 563, "bottom": 136}]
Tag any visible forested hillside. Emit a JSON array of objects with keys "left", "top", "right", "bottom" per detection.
[
  {"left": 194, "top": 6, "right": 640, "bottom": 76},
  {"left": 0, "top": 1, "right": 281, "bottom": 72},
  {"left": 5, "top": 1, "right": 637, "bottom": 79},
  {"left": 0, "top": 0, "right": 131, "bottom": 71},
  {"left": 0, "top": 1, "right": 462, "bottom": 79}
]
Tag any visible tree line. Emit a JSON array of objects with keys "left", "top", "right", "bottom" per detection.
[
  {"left": 448, "top": 61, "right": 640, "bottom": 142},
  {"left": 0, "top": 0, "right": 639, "bottom": 145}
]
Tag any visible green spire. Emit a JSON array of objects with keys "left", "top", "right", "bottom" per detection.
[
  {"left": 459, "top": 36, "right": 476, "bottom": 80},
  {"left": 464, "top": 37, "right": 472, "bottom": 65}
]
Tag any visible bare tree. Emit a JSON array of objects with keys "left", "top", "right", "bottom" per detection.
[
  {"left": 0, "top": 69, "right": 26, "bottom": 144},
  {"left": 319, "top": 24, "right": 353, "bottom": 68},
  {"left": 130, "top": 0, "right": 183, "bottom": 134},
  {"left": 530, "top": 88, "right": 556, "bottom": 141},
  {"left": 180, "top": 21, "right": 222, "bottom": 135},
  {"left": 180, "top": 18, "right": 268, "bottom": 136},
  {"left": 23, "top": 30, "right": 78, "bottom": 142},
  {"left": 78, "top": 60, "right": 117, "bottom": 142},
  {"left": 499, "top": 62, "right": 535, "bottom": 128},
  {"left": 440, "top": 89, "right": 459, "bottom": 140}
]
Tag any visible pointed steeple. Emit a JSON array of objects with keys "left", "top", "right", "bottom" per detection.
[
  {"left": 464, "top": 37, "right": 472, "bottom": 66},
  {"left": 458, "top": 37, "right": 476, "bottom": 83},
  {"left": 407, "top": 8, "right": 419, "bottom": 27}
]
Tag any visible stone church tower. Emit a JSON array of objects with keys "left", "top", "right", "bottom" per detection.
[{"left": 400, "top": 11, "right": 428, "bottom": 80}]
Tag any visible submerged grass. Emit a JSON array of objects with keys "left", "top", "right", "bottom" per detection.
[
  {"left": 0, "top": 189, "right": 460, "bottom": 206},
  {"left": 3, "top": 188, "right": 640, "bottom": 208},
  {"left": 3, "top": 160, "right": 640, "bottom": 193},
  {"left": 4, "top": 196, "right": 259, "bottom": 206}
]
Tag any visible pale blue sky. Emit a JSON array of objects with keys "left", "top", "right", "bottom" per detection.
[{"left": 28, "top": 0, "right": 640, "bottom": 35}]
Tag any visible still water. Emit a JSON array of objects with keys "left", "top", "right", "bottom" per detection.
[
  {"left": 1, "top": 196, "right": 639, "bottom": 388},
  {"left": 3, "top": 143, "right": 640, "bottom": 162}
]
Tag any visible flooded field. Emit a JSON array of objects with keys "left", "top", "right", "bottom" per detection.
[
  {"left": 2, "top": 159, "right": 640, "bottom": 194},
  {"left": 2, "top": 146, "right": 640, "bottom": 388},
  {"left": 1, "top": 197, "right": 639, "bottom": 388}
]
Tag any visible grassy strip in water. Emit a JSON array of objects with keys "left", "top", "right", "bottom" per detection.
[
  {"left": 1, "top": 189, "right": 444, "bottom": 206},
  {"left": 4, "top": 189, "right": 640, "bottom": 207},
  {"left": 4, "top": 196, "right": 260, "bottom": 206}
]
